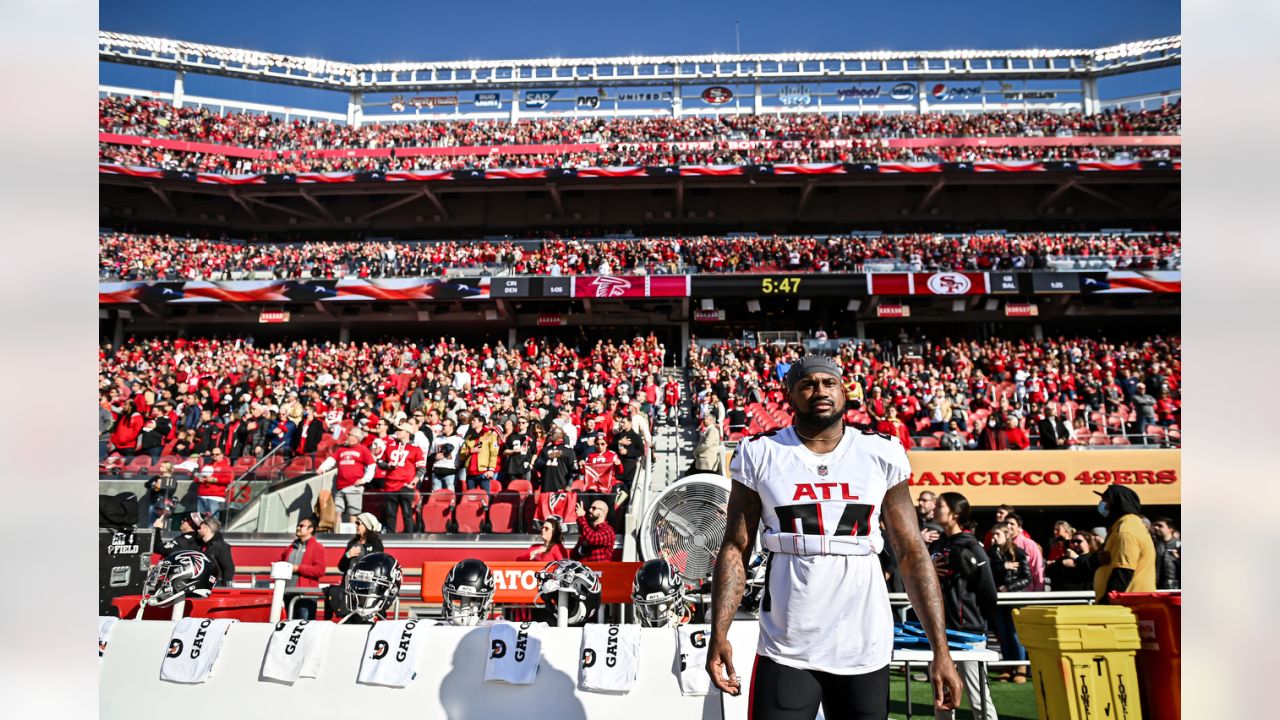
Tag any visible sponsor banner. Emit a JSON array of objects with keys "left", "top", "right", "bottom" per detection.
[
  {"left": 913, "top": 272, "right": 988, "bottom": 296},
  {"left": 777, "top": 85, "right": 813, "bottom": 106},
  {"left": 701, "top": 86, "right": 733, "bottom": 104},
  {"left": 420, "top": 561, "right": 641, "bottom": 603},
  {"left": 258, "top": 309, "right": 290, "bottom": 323},
  {"left": 523, "top": 90, "right": 557, "bottom": 108},
  {"left": 576, "top": 95, "right": 601, "bottom": 109},
  {"left": 616, "top": 91, "right": 672, "bottom": 102},
  {"left": 691, "top": 274, "right": 868, "bottom": 298},
  {"left": 473, "top": 92, "right": 501, "bottom": 108},
  {"left": 392, "top": 95, "right": 459, "bottom": 109},
  {"left": 648, "top": 275, "right": 691, "bottom": 298},
  {"left": 989, "top": 272, "right": 1022, "bottom": 294},
  {"left": 877, "top": 304, "right": 910, "bottom": 318},
  {"left": 1005, "top": 302, "right": 1039, "bottom": 317},
  {"left": 1002, "top": 91, "right": 1057, "bottom": 100},
  {"left": 906, "top": 449, "right": 1181, "bottom": 507},
  {"left": 1032, "top": 273, "right": 1082, "bottom": 294},
  {"left": 890, "top": 82, "right": 917, "bottom": 101},
  {"left": 930, "top": 83, "right": 984, "bottom": 101},
  {"left": 490, "top": 277, "right": 531, "bottom": 298},
  {"left": 538, "top": 277, "right": 572, "bottom": 299},
  {"left": 693, "top": 309, "right": 725, "bottom": 322},
  {"left": 536, "top": 314, "right": 566, "bottom": 327},
  {"left": 835, "top": 85, "right": 882, "bottom": 100}
]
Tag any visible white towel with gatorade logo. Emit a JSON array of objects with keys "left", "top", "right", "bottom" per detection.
[
  {"left": 261, "top": 619, "right": 332, "bottom": 683},
  {"left": 159, "top": 617, "right": 238, "bottom": 683},
  {"left": 357, "top": 619, "right": 425, "bottom": 687},
  {"left": 579, "top": 623, "right": 640, "bottom": 693},
  {"left": 676, "top": 624, "right": 712, "bottom": 696},
  {"left": 484, "top": 621, "right": 547, "bottom": 685}
]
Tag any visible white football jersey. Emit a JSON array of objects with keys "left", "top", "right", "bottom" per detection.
[
  {"left": 261, "top": 619, "right": 331, "bottom": 683},
  {"left": 730, "top": 426, "right": 909, "bottom": 675},
  {"left": 484, "top": 621, "right": 546, "bottom": 685},
  {"left": 358, "top": 619, "right": 425, "bottom": 687},
  {"left": 578, "top": 623, "right": 641, "bottom": 693},
  {"left": 159, "top": 618, "right": 237, "bottom": 684},
  {"left": 99, "top": 616, "right": 118, "bottom": 657},
  {"left": 676, "top": 624, "right": 712, "bottom": 696}
]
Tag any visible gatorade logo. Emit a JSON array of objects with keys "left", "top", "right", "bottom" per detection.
[
  {"left": 371, "top": 639, "right": 390, "bottom": 660},
  {"left": 166, "top": 639, "right": 184, "bottom": 658},
  {"left": 691, "top": 630, "right": 708, "bottom": 648},
  {"left": 491, "top": 639, "right": 507, "bottom": 659},
  {"left": 582, "top": 648, "right": 597, "bottom": 668}
]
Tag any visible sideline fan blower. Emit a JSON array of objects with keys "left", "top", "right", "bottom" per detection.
[{"left": 639, "top": 473, "right": 731, "bottom": 586}]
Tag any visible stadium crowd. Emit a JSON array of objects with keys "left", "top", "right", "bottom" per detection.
[
  {"left": 99, "top": 97, "right": 1181, "bottom": 172},
  {"left": 688, "top": 333, "right": 1181, "bottom": 449},
  {"left": 99, "top": 230, "right": 1182, "bottom": 281},
  {"left": 100, "top": 96, "right": 1180, "bottom": 148}
]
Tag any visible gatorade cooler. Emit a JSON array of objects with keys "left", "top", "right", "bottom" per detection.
[
  {"left": 1013, "top": 605, "right": 1143, "bottom": 720},
  {"left": 1108, "top": 592, "right": 1181, "bottom": 720}
]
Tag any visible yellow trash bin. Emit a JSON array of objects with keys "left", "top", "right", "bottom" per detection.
[{"left": 1013, "top": 605, "right": 1143, "bottom": 720}]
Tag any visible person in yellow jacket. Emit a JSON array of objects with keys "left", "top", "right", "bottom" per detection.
[
  {"left": 1092, "top": 485, "right": 1157, "bottom": 602},
  {"left": 459, "top": 414, "right": 501, "bottom": 498}
]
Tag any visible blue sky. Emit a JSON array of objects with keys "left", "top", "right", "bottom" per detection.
[{"left": 99, "top": 0, "right": 1180, "bottom": 114}]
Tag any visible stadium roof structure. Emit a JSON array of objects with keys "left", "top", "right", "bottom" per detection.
[{"left": 99, "top": 32, "right": 1181, "bottom": 93}]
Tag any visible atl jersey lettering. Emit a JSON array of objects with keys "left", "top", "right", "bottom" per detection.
[
  {"left": 159, "top": 617, "right": 238, "bottom": 684},
  {"left": 579, "top": 623, "right": 641, "bottom": 693},
  {"left": 357, "top": 619, "right": 424, "bottom": 687},
  {"left": 382, "top": 440, "right": 425, "bottom": 492},
  {"left": 676, "top": 624, "right": 712, "bottom": 696},
  {"left": 484, "top": 621, "right": 547, "bottom": 685},
  {"left": 332, "top": 444, "right": 376, "bottom": 491},
  {"left": 261, "top": 619, "right": 332, "bottom": 683},
  {"left": 730, "top": 426, "right": 909, "bottom": 674}
]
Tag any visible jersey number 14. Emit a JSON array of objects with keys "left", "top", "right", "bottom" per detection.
[{"left": 775, "top": 503, "right": 876, "bottom": 536}]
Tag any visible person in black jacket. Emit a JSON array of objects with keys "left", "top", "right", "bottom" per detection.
[
  {"left": 988, "top": 521, "right": 1031, "bottom": 683},
  {"left": 930, "top": 492, "right": 1000, "bottom": 720},
  {"left": 195, "top": 515, "right": 235, "bottom": 587},
  {"left": 534, "top": 427, "right": 576, "bottom": 492},
  {"left": 325, "top": 512, "right": 386, "bottom": 619},
  {"left": 150, "top": 512, "right": 203, "bottom": 556},
  {"left": 1036, "top": 408, "right": 1073, "bottom": 450},
  {"left": 1045, "top": 530, "right": 1102, "bottom": 592}
]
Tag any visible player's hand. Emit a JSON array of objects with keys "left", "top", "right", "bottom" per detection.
[
  {"left": 930, "top": 654, "right": 963, "bottom": 711},
  {"left": 705, "top": 637, "right": 741, "bottom": 696}
]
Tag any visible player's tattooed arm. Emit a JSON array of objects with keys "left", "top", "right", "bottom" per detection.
[
  {"left": 707, "top": 481, "right": 761, "bottom": 695},
  {"left": 883, "top": 482, "right": 962, "bottom": 711}
]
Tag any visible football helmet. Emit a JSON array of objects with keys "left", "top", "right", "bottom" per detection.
[
  {"left": 343, "top": 552, "right": 402, "bottom": 620},
  {"left": 631, "top": 559, "right": 691, "bottom": 627},
  {"left": 143, "top": 550, "right": 218, "bottom": 607},
  {"left": 441, "top": 558, "right": 496, "bottom": 626},
  {"left": 534, "top": 559, "right": 601, "bottom": 626}
]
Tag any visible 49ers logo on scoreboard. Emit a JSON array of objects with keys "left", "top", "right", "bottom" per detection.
[{"left": 925, "top": 272, "right": 973, "bottom": 295}]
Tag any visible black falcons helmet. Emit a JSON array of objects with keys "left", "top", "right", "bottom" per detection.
[
  {"left": 144, "top": 550, "right": 218, "bottom": 607},
  {"left": 632, "top": 559, "right": 690, "bottom": 627},
  {"left": 343, "top": 552, "right": 402, "bottom": 620},
  {"left": 441, "top": 558, "right": 496, "bottom": 626},
  {"left": 535, "top": 559, "right": 601, "bottom": 627}
]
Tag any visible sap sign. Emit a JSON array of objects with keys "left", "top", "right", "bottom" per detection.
[
  {"left": 890, "top": 83, "right": 916, "bottom": 101},
  {"left": 524, "top": 90, "right": 557, "bottom": 108}
]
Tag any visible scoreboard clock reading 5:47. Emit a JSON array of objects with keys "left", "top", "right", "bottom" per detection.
[{"left": 761, "top": 277, "right": 802, "bottom": 294}]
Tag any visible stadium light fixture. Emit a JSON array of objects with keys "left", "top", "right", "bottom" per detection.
[
  {"left": 846, "top": 299, "right": 861, "bottom": 312},
  {"left": 746, "top": 300, "right": 761, "bottom": 313},
  {"left": 701, "top": 299, "right": 715, "bottom": 311},
  {"left": 797, "top": 299, "right": 812, "bottom": 312}
]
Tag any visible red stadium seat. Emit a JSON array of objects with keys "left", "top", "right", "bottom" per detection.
[
  {"left": 570, "top": 479, "right": 586, "bottom": 491},
  {"left": 422, "top": 491, "right": 455, "bottom": 534},
  {"left": 1088, "top": 436, "right": 1110, "bottom": 446},
  {"left": 126, "top": 456, "right": 153, "bottom": 474},
  {"left": 158, "top": 455, "right": 180, "bottom": 466},
  {"left": 454, "top": 492, "right": 488, "bottom": 534},
  {"left": 506, "top": 479, "right": 533, "bottom": 494},
  {"left": 487, "top": 492, "right": 520, "bottom": 534},
  {"left": 1110, "top": 436, "right": 1132, "bottom": 446},
  {"left": 232, "top": 456, "right": 257, "bottom": 477},
  {"left": 917, "top": 436, "right": 940, "bottom": 449}
]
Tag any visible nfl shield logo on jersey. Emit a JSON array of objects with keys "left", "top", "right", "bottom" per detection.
[{"left": 817, "top": 465, "right": 829, "bottom": 476}]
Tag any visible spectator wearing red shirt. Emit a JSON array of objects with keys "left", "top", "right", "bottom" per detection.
[
  {"left": 875, "top": 406, "right": 915, "bottom": 450},
  {"left": 194, "top": 448, "right": 233, "bottom": 517},
  {"left": 110, "top": 410, "right": 144, "bottom": 457},
  {"left": 516, "top": 517, "right": 568, "bottom": 562},
  {"left": 581, "top": 436, "right": 622, "bottom": 493},
  {"left": 316, "top": 429, "right": 377, "bottom": 523},
  {"left": 280, "top": 516, "right": 327, "bottom": 618},
  {"left": 571, "top": 499, "right": 616, "bottom": 563},
  {"left": 379, "top": 425, "right": 426, "bottom": 534}
]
